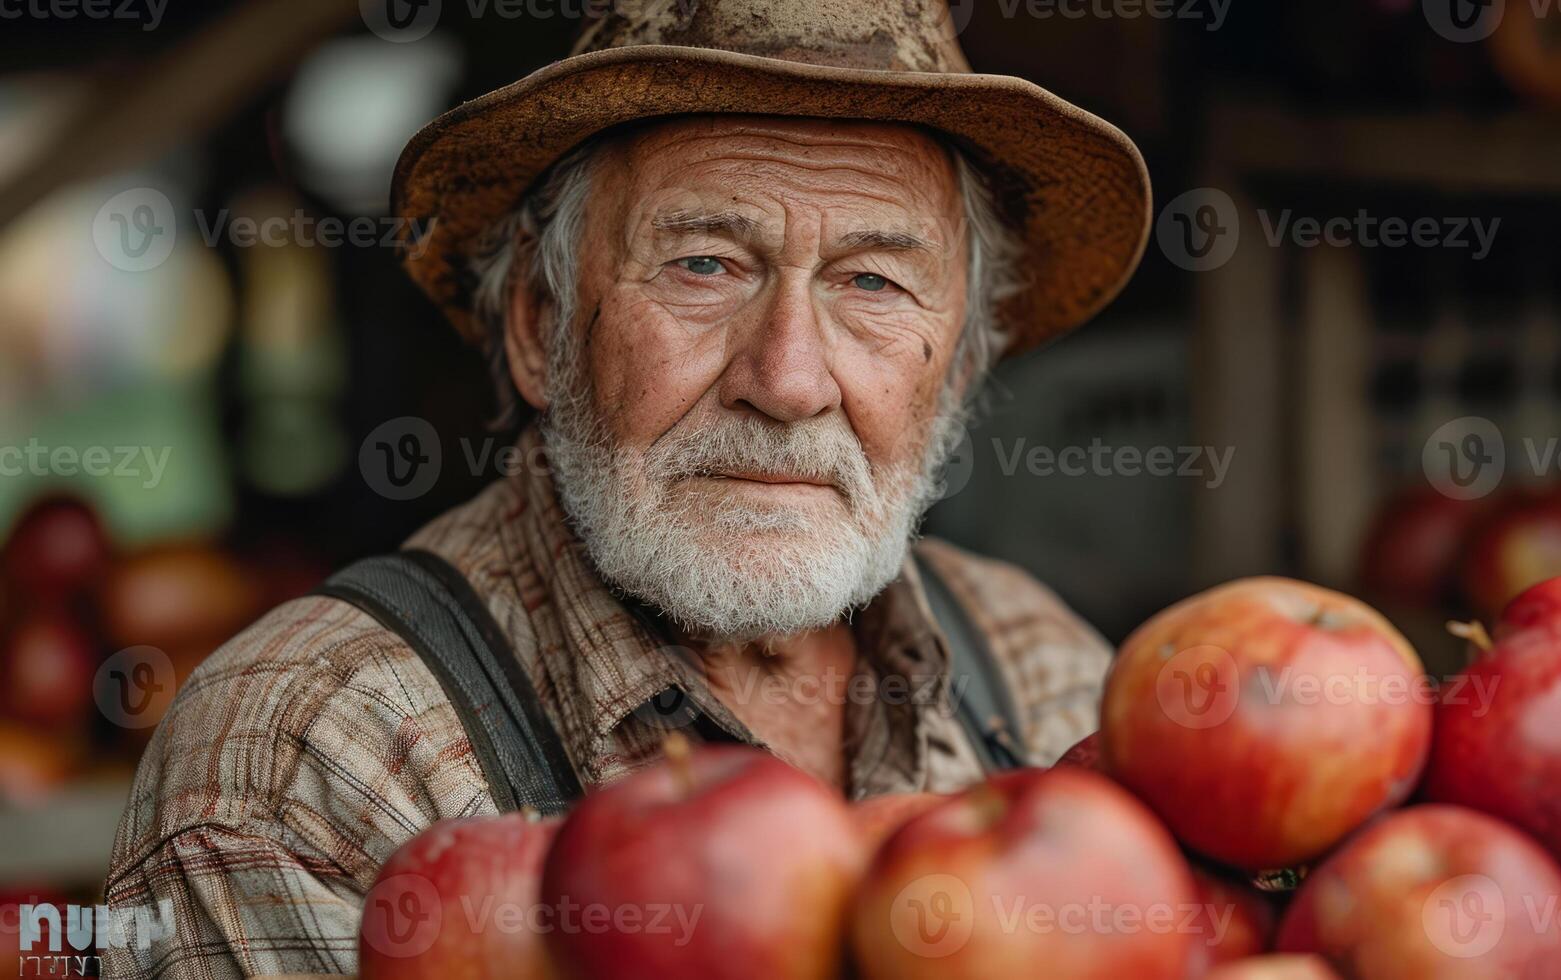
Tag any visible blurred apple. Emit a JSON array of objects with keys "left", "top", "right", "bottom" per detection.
[
  {"left": 542, "top": 741, "right": 864, "bottom": 980},
  {"left": 1102, "top": 578, "right": 1432, "bottom": 871},
  {"left": 1188, "top": 867, "right": 1277, "bottom": 975},
  {"left": 359, "top": 814, "right": 560, "bottom": 980},
  {"left": 1278, "top": 805, "right": 1561, "bottom": 978},
  {"left": 1423, "top": 576, "right": 1561, "bottom": 859},
  {"left": 0, "top": 611, "right": 97, "bottom": 730},
  {"left": 851, "top": 767, "right": 1195, "bottom": 980},
  {"left": 1358, "top": 487, "right": 1486, "bottom": 609},
  {"left": 100, "top": 543, "right": 263, "bottom": 655},
  {"left": 2, "top": 495, "right": 111, "bottom": 602},
  {"left": 0, "top": 723, "right": 73, "bottom": 803},
  {"left": 1462, "top": 492, "right": 1561, "bottom": 619},
  {"left": 851, "top": 792, "right": 947, "bottom": 853},
  {"left": 1205, "top": 954, "right": 1340, "bottom": 979},
  {"left": 1057, "top": 731, "right": 1102, "bottom": 771}
]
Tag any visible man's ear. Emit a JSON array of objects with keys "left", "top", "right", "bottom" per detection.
[{"left": 503, "top": 272, "right": 551, "bottom": 412}]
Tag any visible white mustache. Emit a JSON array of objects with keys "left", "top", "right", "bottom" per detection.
[{"left": 645, "top": 415, "right": 875, "bottom": 506}]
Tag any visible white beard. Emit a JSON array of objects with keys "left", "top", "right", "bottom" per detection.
[{"left": 540, "top": 355, "right": 963, "bottom": 643}]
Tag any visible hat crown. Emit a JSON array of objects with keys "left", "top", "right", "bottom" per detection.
[{"left": 570, "top": 0, "right": 972, "bottom": 74}]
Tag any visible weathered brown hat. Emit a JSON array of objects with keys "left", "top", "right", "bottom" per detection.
[{"left": 391, "top": 0, "right": 1151, "bottom": 357}]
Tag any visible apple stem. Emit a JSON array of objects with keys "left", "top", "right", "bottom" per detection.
[
  {"left": 662, "top": 732, "right": 695, "bottom": 795},
  {"left": 1446, "top": 620, "right": 1494, "bottom": 656}
]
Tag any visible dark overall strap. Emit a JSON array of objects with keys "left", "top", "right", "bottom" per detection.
[
  {"left": 915, "top": 554, "right": 1029, "bottom": 772},
  {"left": 315, "top": 550, "right": 582, "bottom": 815}
]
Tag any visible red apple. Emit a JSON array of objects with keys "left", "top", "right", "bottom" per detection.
[
  {"left": 359, "top": 813, "right": 560, "bottom": 980},
  {"left": 850, "top": 766, "right": 1195, "bottom": 980},
  {"left": 541, "top": 742, "right": 864, "bottom": 980},
  {"left": 1462, "top": 492, "right": 1561, "bottom": 619},
  {"left": 1205, "top": 954, "right": 1340, "bottom": 979},
  {"left": 852, "top": 792, "right": 947, "bottom": 853},
  {"left": 1359, "top": 487, "right": 1486, "bottom": 610},
  {"left": 1102, "top": 577, "right": 1432, "bottom": 871},
  {"left": 1354, "top": 490, "right": 1486, "bottom": 611},
  {"left": 2, "top": 495, "right": 111, "bottom": 602},
  {"left": 0, "top": 611, "right": 98, "bottom": 731},
  {"left": 1278, "top": 805, "right": 1561, "bottom": 979},
  {"left": 1422, "top": 576, "right": 1561, "bottom": 858},
  {"left": 1188, "top": 867, "right": 1278, "bottom": 975},
  {"left": 1057, "top": 731, "right": 1103, "bottom": 771}
]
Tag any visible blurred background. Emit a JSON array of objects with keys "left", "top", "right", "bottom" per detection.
[{"left": 4, "top": 0, "right": 1561, "bottom": 934}]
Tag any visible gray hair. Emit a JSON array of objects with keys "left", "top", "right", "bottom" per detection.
[{"left": 469, "top": 126, "right": 1025, "bottom": 428}]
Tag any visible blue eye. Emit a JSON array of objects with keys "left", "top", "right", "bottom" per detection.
[
  {"left": 853, "top": 273, "right": 889, "bottom": 292},
  {"left": 679, "top": 256, "right": 724, "bottom": 275}
]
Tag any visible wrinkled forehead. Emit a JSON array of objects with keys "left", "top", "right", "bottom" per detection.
[{"left": 594, "top": 114, "right": 966, "bottom": 241}]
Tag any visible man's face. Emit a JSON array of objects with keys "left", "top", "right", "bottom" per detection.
[{"left": 532, "top": 116, "right": 972, "bottom": 641}]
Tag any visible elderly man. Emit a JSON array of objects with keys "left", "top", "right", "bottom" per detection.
[{"left": 105, "top": 0, "right": 1150, "bottom": 975}]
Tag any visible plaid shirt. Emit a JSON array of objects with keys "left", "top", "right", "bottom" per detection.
[{"left": 102, "top": 425, "right": 1111, "bottom": 979}]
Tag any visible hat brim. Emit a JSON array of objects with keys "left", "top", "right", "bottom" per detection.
[{"left": 391, "top": 43, "right": 1151, "bottom": 357}]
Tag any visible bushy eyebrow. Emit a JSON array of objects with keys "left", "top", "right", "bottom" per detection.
[
  {"left": 650, "top": 211, "right": 935, "bottom": 250},
  {"left": 650, "top": 210, "right": 761, "bottom": 240},
  {"left": 835, "top": 229, "right": 936, "bottom": 252}
]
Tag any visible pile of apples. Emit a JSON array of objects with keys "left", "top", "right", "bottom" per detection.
[
  {"left": 359, "top": 574, "right": 1561, "bottom": 979},
  {"left": 0, "top": 494, "right": 297, "bottom": 803}
]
